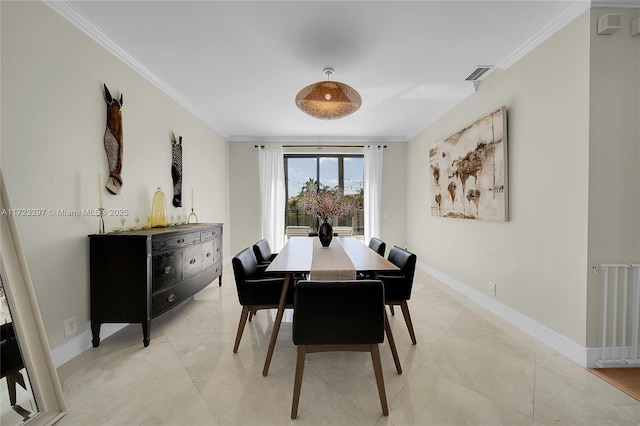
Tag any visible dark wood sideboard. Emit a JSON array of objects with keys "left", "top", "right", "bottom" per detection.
[{"left": 89, "top": 223, "right": 223, "bottom": 347}]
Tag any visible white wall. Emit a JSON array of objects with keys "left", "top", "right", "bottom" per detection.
[
  {"left": 407, "top": 12, "right": 592, "bottom": 347},
  {"left": 586, "top": 8, "right": 640, "bottom": 347},
  {"left": 379, "top": 143, "right": 407, "bottom": 250},
  {"left": 228, "top": 142, "right": 262, "bottom": 257},
  {"left": 228, "top": 142, "right": 407, "bottom": 257},
  {"left": 1, "top": 1, "right": 229, "bottom": 352}
]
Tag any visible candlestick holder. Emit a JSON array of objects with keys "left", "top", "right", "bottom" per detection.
[
  {"left": 187, "top": 208, "right": 198, "bottom": 224},
  {"left": 98, "top": 208, "right": 105, "bottom": 234}
]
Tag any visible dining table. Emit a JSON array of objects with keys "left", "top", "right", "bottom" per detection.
[{"left": 262, "top": 236, "right": 402, "bottom": 376}]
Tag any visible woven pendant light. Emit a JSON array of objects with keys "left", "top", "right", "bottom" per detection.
[{"left": 295, "top": 68, "right": 362, "bottom": 120}]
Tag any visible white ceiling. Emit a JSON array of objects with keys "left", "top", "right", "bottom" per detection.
[{"left": 51, "top": 0, "right": 596, "bottom": 143}]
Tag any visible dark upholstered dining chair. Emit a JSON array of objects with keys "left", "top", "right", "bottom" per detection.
[
  {"left": 377, "top": 246, "right": 418, "bottom": 345},
  {"left": 358, "top": 237, "right": 387, "bottom": 280},
  {"left": 291, "top": 280, "right": 390, "bottom": 419},
  {"left": 252, "top": 239, "right": 277, "bottom": 268},
  {"left": 231, "top": 247, "right": 291, "bottom": 353},
  {"left": 368, "top": 237, "right": 386, "bottom": 257},
  {"left": 1, "top": 322, "right": 26, "bottom": 406}
]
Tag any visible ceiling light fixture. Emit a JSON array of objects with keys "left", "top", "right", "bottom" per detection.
[{"left": 295, "top": 67, "right": 362, "bottom": 120}]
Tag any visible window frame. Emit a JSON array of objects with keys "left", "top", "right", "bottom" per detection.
[{"left": 284, "top": 154, "right": 364, "bottom": 233}]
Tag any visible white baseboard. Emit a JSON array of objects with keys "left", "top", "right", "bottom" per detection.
[
  {"left": 51, "top": 323, "right": 128, "bottom": 368},
  {"left": 418, "top": 262, "right": 589, "bottom": 367}
]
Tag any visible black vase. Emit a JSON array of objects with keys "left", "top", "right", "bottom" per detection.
[{"left": 318, "top": 220, "right": 333, "bottom": 247}]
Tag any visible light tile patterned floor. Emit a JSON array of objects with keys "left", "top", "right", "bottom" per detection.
[{"left": 56, "top": 268, "right": 640, "bottom": 425}]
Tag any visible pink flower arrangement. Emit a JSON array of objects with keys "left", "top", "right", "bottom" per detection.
[{"left": 298, "top": 182, "right": 355, "bottom": 222}]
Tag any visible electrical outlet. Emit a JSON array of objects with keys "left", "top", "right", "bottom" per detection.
[
  {"left": 64, "top": 316, "right": 77, "bottom": 337},
  {"left": 488, "top": 282, "right": 497, "bottom": 297}
]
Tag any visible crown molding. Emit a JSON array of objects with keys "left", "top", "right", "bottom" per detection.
[
  {"left": 497, "top": 1, "right": 591, "bottom": 70},
  {"left": 44, "top": 1, "right": 229, "bottom": 138},
  {"left": 227, "top": 134, "right": 408, "bottom": 143},
  {"left": 591, "top": 0, "right": 640, "bottom": 8}
]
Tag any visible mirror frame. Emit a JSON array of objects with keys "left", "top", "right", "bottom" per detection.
[{"left": 0, "top": 170, "right": 66, "bottom": 425}]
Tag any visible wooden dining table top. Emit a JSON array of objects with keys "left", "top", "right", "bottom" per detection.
[{"left": 265, "top": 236, "right": 399, "bottom": 274}]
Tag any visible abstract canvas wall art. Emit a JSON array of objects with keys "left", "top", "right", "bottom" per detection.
[{"left": 429, "top": 107, "right": 508, "bottom": 221}]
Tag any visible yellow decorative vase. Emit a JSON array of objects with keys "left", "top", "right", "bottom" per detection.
[{"left": 151, "top": 187, "right": 167, "bottom": 228}]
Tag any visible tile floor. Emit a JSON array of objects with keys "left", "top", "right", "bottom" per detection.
[{"left": 55, "top": 268, "right": 640, "bottom": 425}]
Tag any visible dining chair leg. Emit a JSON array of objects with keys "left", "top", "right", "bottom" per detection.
[
  {"left": 389, "top": 305, "right": 395, "bottom": 316},
  {"left": 263, "top": 274, "right": 292, "bottom": 376},
  {"left": 6, "top": 370, "right": 23, "bottom": 406},
  {"left": 291, "top": 345, "right": 307, "bottom": 419},
  {"left": 370, "top": 344, "right": 389, "bottom": 416},
  {"left": 400, "top": 301, "right": 417, "bottom": 345},
  {"left": 384, "top": 311, "right": 402, "bottom": 374},
  {"left": 233, "top": 306, "right": 250, "bottom": 353}
]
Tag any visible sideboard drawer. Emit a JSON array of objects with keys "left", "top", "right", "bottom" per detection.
[
  {"left": 152, "top": 251, "right": 182, "bottom": 292},
  {"left": 152, "top": 285, "right": 190, "bottom": 316},
  {"left": 213, "top": 238, "right": 222, "bottom": 263},
  {"left": 201, "top": 228, "right": 219, "bottom": 241},
  {"left": 182, "top": 244, "right": 202, "bottom": 279},
  {"left": 201, "top": 240, "right": 215, "bottom": 269},
  {"left": 212, "top": 261, "right": 222, "bottom": 278},
  {"left": 152, "top": 231, "right": 200, "bottom": 252}
]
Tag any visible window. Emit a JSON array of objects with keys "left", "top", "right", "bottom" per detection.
[{"left": 285, "top": 155, "right": 364, "bottom": 235}]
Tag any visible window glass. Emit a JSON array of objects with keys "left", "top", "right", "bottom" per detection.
[
  {"left": 286, "top": 157, "right": 316, "bottom": 198},
  {"left": 319, "top": 157, "right": 338, "bottom": 190},
  {"left": 285, "top": 155, "right": 364, "bottom": 236},
  {"left": 343, "top": 157, "right": 363, "bottom": 195}
]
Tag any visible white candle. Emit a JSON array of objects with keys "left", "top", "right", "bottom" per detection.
[
  {"left": 191, "top": 188, "right": 195, "bottom": 210},
  {"left": 98, "top": 174, "right": 104, "bottom": 209}
]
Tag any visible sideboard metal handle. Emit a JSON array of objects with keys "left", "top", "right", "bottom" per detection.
[
  {"left": 189, "top": 258, "right": 196, "bottom": 265},
  {"left": 164, "top": 266, "right": 173, "bottom": 274},
  {"left": 167, "top": 293, "right": 176, "bottom": 303},
  {"left": 206, "top": 252, "right": 211, "bottom": 258},
  {"left": 177, "top": 238, "right": 185, "bottom": 244}
]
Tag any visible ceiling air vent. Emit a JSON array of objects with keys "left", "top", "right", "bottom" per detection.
[
  {"left": 465, "top": 66, "right": 493, "bottom": 81},
  {"left": 466, "top": 66, "right": 494, "bottom": 92}
]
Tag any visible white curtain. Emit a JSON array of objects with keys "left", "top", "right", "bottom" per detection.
[
  {"left": 364, "top": 145, "right": 383, "bottom": 244},
  {"left": 258, "top": 145, "right": 286, "bottom": 251}
]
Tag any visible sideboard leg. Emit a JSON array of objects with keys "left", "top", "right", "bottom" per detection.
[
  {"left": 218, "top": 274, "right": 222, "bottom": 287},
  {"left": 91, "top": 322, "right": 101, "bottom": 347},
  {"left": 142, "top": 320, "right": 151, "bottom": 347}
]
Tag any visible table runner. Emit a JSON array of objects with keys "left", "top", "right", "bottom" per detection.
[{"left": 309, "top": 238, "right": 356, "bottom": 280}]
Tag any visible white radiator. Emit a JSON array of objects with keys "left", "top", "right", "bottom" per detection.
[{"left": 596, "top": 263, "right": 640, "bottom": 367}]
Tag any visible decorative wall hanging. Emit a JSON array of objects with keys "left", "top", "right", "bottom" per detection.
[
  {"left": 429, "top": 107, "right": 508, "bottom": 221},
  {"left": 102, "top": 84, "right": 124, "bottom": 194},
  {"left": 170, "top": 132, "right": 183, "bottom": 207}
]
